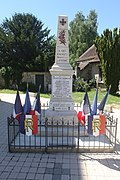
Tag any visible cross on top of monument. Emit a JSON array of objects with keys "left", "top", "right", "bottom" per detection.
[{"left": 60, "top": 19, "right": 66, "bottom": 26}]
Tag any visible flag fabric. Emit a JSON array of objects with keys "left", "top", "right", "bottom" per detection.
[
  {"left": 82, "top": 91, "right": 91, "bottom": 115},
  {"left": 87, "top": 114, "right": 106, "bottom": 136},
  {"left": 97, "top": 88, "right": 110, "bottom": 113},
  {"left": 13, "top": 90, "right": 23, "bottom": 120},
  {"left": 77, "top": 101, "right": 85, "bottom": 125},
  {"left": 19, "top": 115, "right": 38, "bottom": 136},
  {"left": 31, "top": 86, "right": 41, "bottom": 115},
  {"left": 91, "top": 88, "right": 98, "bottom": 115},
  {"left": 77, "top": 92, "right": 91, "bottom": 125},
  {"left": 23, "top": 88, "right": 31, "bottom": 115}
]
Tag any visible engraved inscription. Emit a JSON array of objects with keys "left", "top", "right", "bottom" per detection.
[
  {"left": 56, "top": 48, "right": 68, "bottom": 63},
  {"left": 52, "top": 76, "right": 72, "bottom": 98}
]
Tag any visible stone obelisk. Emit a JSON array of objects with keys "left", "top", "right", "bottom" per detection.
[{"left": 46, "top": 15, "right": 77, "bottom": 120}]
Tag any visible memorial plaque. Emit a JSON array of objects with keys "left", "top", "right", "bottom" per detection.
[{"left": 52, "top": 76, "right": 72, "bottom": 98}]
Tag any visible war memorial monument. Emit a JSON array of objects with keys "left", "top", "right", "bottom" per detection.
[{"left": 46, "top": 15, "right": 77, "bottom": 121}]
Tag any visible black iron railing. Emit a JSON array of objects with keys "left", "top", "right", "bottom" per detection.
[{"left": 8, "top": 108, "right": 118, "bottom": 153}]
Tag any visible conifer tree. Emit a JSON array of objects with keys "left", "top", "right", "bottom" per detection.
[{"left": 95, "top": 28, "right": 120, "bottom": 94}]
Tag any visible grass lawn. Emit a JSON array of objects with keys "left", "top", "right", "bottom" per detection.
[
  {"left": 0, "top": 89, "right": 120, "bottom": 107},
  {"left": 72, "top": 89, "right": 120, "bottom": 104},
  {"left": 0, "top": 89, "right": 51, "bottom": 98},
  {"left": 0, "top": 89, "right": 25, "bottom": 94}
]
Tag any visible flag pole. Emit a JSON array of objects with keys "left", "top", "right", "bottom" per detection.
[
  {"left": 16, "top": 84, "right": 18, "bottom": 91},
  {"left": 27, "top": 82, "right": 29, "bottom": 89}
]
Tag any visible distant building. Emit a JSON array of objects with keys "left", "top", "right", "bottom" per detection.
[
  {"left": 22, "top": 72, "right": 51, "bottom": 92},
  {"left": 0, "top": 71, "right": 51, "bottom": 92},
  {"left": 76, "top": 44, "right": 102, "bottom": 81}
]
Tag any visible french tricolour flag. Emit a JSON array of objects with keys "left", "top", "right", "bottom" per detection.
[
  {"left": 97, "top": 88, "right": 110, "bottom": 113},
  {"left": 87, "top": 114, "right": 106, "bottom": 136},
  {"left": 91, "top": 88, "right": 98, "bottom": 115},
  {"left": 13, "top": 90, "right": 23, "bottom": 120},
  {"left": 19, "top": 115, "right": 38, "bottom": 136},
  {"left": 30, "top": 85, "right": 41, "bottom": 116},
  {"left": 23, "top": 88, "right": 31, "bottom": 115},
  {"left": 77, "top": 92, "right": 91, "bottom": 125}
]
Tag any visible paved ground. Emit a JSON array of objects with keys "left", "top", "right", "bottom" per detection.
[{"left": 0, "top": 94, "right": 120, "bottom": 180}]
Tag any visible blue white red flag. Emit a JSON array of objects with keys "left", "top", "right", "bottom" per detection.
[
  {"left": 19, "top": 115, "right": 38, "bottom": 136},
  {"left": 23, "top": 88, "right": 31, "bottom": 115},
  {"left": 31, "top": 85, "right": 41, "bottom": 115},
  {"left": 77, "top": 92, "right": 91, "bottom": 125},
  {"left": 91, "top": 88, "right": 98, "bottom": 115},
  {"left": 77, "top": 103, "right": 85, "bottom": 125},
  {"left": 87, "top": 114, "right": 106, "bottom": 136},
  {"left": 83, "top": 91, "right": 91, "bottom": 115},
  {"left": 13, "top": 90, "right": 23, "bottom": 120},
  {"left": 97, "top": 88, "right": 110, "bottom": 113}
]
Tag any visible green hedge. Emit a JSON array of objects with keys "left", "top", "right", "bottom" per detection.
[{"left": 74, "top": 77, "right": 96, "bottom": 92}]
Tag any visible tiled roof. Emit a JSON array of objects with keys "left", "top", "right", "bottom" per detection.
[
  {"left": 77, "top": 44, "right": 100, "bottom": 70},
  {"left": 77, "top": 44, "right": 100, "bottom": 62}
]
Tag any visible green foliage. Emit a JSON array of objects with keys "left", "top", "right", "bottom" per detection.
[
  {"left": 69, "top": 10, "right": 98, "bottom": 68},
  {"left": 74, "top": 77, "right": 90, "bottom": 92},
  {"left": 95, "top": 28, "right": 120, "bottom": 94},
  {"left": 74, "top": 77, "right": 96, "bottom": 92},
  {"left": 0, "top": 67, "right": 12, "bottom": 88},
  {"left": 88, "top": 78, "right": 96, "bottom": 88},
  {"left": 0, "top": 13, "right": 55, "bottom": 86}
]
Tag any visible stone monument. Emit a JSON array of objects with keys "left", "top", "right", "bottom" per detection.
[{"left": 46, "top": 15, "right": 77, "bottom": 121}]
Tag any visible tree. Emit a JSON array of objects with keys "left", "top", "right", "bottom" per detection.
[
  {"left": 34, "top": 37, "right": 56, "bottom": 72},
  {"left": 95, "top": 28, "right": 120, "bottom": 94},
  {"left": 0, "top": 27, "right": 13, "bottom": 87},
  {"left": 69, "top": 10, "right": 98, "bottom": 68},
  {"left": 0, "top": 13, "right": 55, "bottom": 87}
]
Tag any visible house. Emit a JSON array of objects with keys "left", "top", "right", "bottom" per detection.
[
  {"left": 76, "top": 44, "right": 102, "bottom": 82},
  {"left": 22, "top": 72, "right": 51, "bottom": 92},
  {"left": 0, "top": 71, "right": 51, "bottom": 92}
]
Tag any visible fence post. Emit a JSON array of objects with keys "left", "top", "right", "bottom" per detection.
[
  {"left": 77, "top": 121, "right": 80, "bottom": 149},
  {"left": 114, "top": 118, "right": 118, "bottom": 152},
  {"left": 7, "top": 117, "right": 10, "bottom": 152},
  {"left": 45, "top": 117, "right": 48, "bottom": 153}
]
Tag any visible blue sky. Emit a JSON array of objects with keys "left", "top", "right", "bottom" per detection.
[{"left": 0, "top": 0, "right": 120, "bottom": 36}]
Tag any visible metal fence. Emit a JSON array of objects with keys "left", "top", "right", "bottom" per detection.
[{"left": 8, "top": 108, "right": 118, "bottom": 153}]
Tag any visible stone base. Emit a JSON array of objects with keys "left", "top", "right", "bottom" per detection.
[
  {"left": 45, "top": 109, "right": 78, "bottom": 122},
  {"left": 49, "top": 97, "right": 74, "bottom": 111}
]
